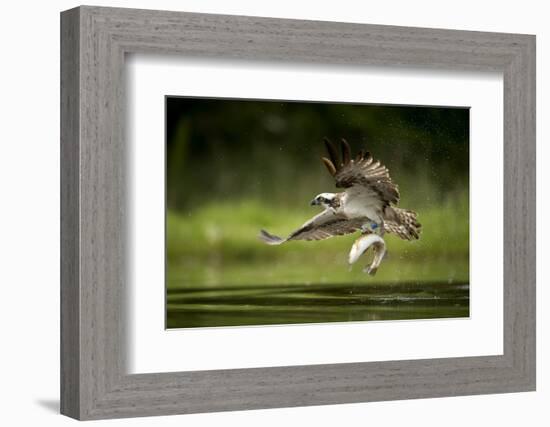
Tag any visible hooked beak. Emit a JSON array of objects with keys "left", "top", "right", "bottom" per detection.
[{"left": 310, "top": 198, "right": 319, "bottom": 206}]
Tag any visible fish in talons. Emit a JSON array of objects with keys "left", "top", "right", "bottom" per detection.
[{"left": 348, "top": 233, "right": 387, "bottom": 276}]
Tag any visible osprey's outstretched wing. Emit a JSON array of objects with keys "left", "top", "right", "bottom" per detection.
[
  {"left": 322, "top": 138, "right": 400, "bottom": 206},
  {"left": 321, "top": 138, "right": 420, "bottom": 240},
  {"left": 259, "top": 210, "right": 366, "bottom": 245}
]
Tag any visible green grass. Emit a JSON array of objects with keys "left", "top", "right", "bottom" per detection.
[{"left": 166, "top": 191, "right": 469, "bottom": 289}]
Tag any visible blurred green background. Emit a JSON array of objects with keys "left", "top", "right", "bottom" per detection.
[{"left": 166, "top": 97, "right": 470, "bottom": 328}]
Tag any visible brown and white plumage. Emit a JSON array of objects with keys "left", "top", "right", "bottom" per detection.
[
  {"left": 321, "top": 138, "right": 420, "bottom": 240},
  {"left": 259, "top": 210, "right": 366, "bottom": 245},
  {"left": 324, "top": 138, "right": 399, "bottom": 206},
  {"left": 259, "top": 138, "right": 421, "bottom": 274},
  {"left": 383, "top": 207, "right": 421, "bottom": 240}
]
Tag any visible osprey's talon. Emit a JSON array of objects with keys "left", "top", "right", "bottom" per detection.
[{"left": 360, "top": 221, "right": 384, "bottom": 236}]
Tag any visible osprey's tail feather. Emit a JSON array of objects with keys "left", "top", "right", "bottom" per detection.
[
  {"left": 384, "top": 207, "right": 421, "bottom": 240},
  {"left": 258, "top": 229, "right": 286, "bottom": 245}
]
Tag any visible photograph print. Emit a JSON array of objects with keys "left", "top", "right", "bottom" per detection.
[{"left": 165, "top": 97, "right": 469, "bottom": 329}]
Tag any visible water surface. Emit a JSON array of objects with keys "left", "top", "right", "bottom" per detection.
[{"left": 167, "top": 281, "right": 469, "bottom": 328}]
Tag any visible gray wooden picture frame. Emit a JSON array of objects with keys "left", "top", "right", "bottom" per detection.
[{"left": 60, "top": 5, "right": 536, "bottom": 420}]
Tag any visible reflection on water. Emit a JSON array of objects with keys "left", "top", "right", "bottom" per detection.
[{"left": 166, "top": 281, "right": 469, "bottom": 329}]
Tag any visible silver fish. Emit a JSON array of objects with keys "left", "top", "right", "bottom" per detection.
[{"left": 348, "top": 234, "right": 387, "bottom": 276}]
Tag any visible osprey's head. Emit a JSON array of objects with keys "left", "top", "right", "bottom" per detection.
[{"left": 311, "top": 193, "right": 339, "bottom": 209}]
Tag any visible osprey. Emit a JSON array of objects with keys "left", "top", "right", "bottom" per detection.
[{"left": 259, "top": 138, "right": 421, "bottom": 275}]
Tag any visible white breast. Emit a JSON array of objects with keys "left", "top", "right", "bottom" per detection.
[{"left": 342, "top": 186, "right": 384, "bottom": 222}]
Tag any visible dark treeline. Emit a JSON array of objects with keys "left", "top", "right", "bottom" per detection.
[{"left": 166, "top": 97, "right": 469, "bottom": 211}]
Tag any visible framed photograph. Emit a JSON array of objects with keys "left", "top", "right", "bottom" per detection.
[
  {"left": 164, "top": 97, "right": 468, "bottom": 330},
  {"left": 61, "top": 6, "right": 535, "bottom": 420}
]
